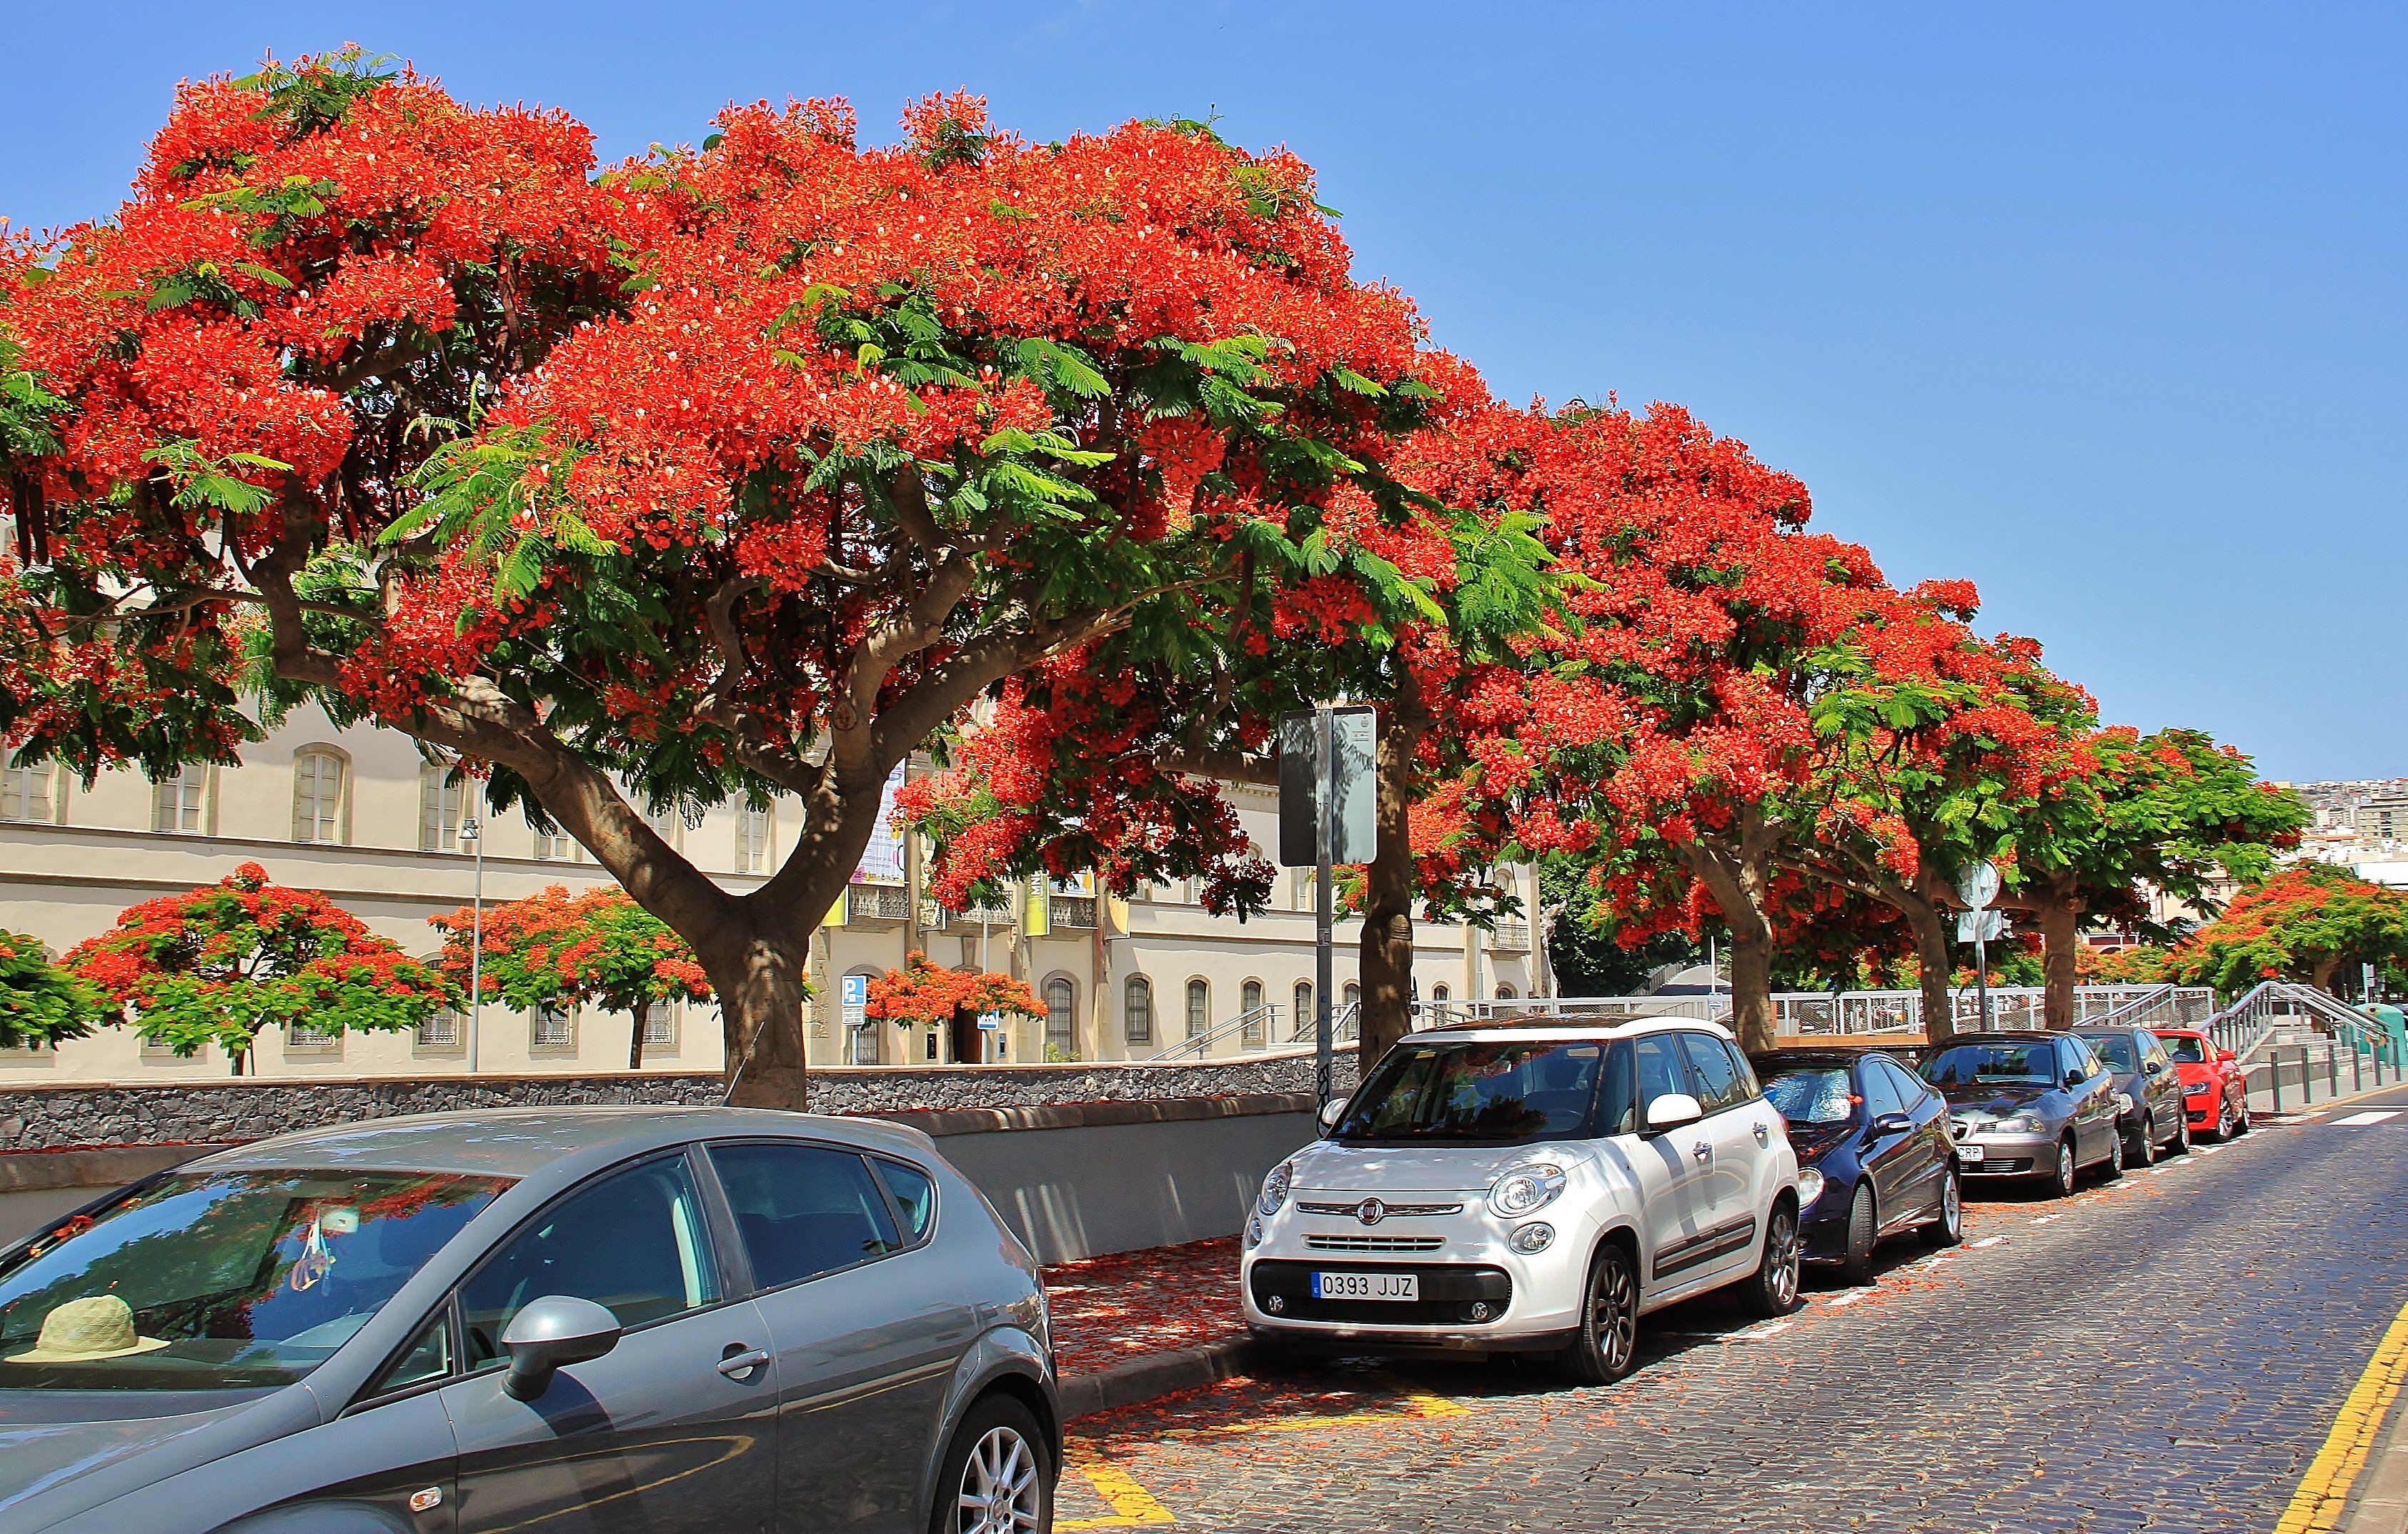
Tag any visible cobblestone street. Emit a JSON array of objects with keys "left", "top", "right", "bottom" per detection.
[{"left": 1057, "top": 1093, "right": 2408, "bottom": 1532}]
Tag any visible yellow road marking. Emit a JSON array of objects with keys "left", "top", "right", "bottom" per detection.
[
  {"left": 1059, "top": 1440, "right": 1177, "bottom": 1528},
  {"left": 2274, "top": 1296, "right": 2408, "bottom": 1533}
]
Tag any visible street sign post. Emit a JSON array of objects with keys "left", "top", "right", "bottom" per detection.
[
  {"left": 1280, "top": 705, "right": 1378, "bottom": 1106},
  {"left": 1955, "top": 861, "right": 2001, "bottom": 1032},
  {"left": 841, "top": 974, "right": 869, "bottom": 1063}
]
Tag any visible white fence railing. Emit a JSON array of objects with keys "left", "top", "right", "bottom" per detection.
[{"left": 1451, "top": 985, "right": 2215, "bottom": 1037}]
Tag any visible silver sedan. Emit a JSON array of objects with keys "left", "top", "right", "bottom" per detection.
[{"left": 0, "top": 1107, "right": 1058, "bottom": 1534}]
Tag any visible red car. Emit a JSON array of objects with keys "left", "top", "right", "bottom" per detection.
[{"left": 2154, "top": 1027, "right": 2250, "bottom": 1140}]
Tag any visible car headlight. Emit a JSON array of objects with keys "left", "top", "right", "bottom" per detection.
[
  {"left": 1245, "top": 1215, "right": 1264, "bottom": 1248},
  {"left": 2184, "top": 1081, "right": 2212, "bottom": 1096},
  {"left": 1487, "top": 1163, "right": 1566, "bottom": 1219},
  {"left": 1508, "top": 1222, "right": 1556, "bottom": 1254},
  {"left": 1258, "top": 1161, "right": 1292, "bottom": 1218},
  {"left": 1990, "top": 1113, "right": 2044, "bottom": 1135},
  {"left": 2111, "top": 1092, "right": 2133, "bottom": 1114},
  {"left": 1795, "top": 1168, "right": 1827, "bottom": 1210}
]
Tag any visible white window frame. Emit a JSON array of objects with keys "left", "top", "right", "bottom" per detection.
[
  {"left": 0, "top": 752, "right": 58, "bottom": 825},
  {"left": 1124, "top": 975, "right": 1153, "bottom": 1045},
  {"left": 293, "top": 747, "right": 349, "bottom": 845},
  {"left": 735, "top": 805, "right": 773, "bottom": 875},
  {"left": 151, "top": 764, "right": 209, "bottom": 835}
]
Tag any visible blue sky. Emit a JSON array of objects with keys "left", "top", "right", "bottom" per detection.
[{"left": 4, "top": 3, "right": 2400, "bottom": 782}]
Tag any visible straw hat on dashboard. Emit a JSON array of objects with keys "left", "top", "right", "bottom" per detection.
[{"left": 6, "top": 1295, "right": 171, "bottom": 1363}]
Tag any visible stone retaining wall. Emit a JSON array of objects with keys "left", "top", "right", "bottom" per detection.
[{"left": 0, "top": 1047, "right": 1355, "bottom": 1152}]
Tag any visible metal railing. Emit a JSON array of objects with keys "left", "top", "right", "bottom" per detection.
[
  {"left": 1450, "top": 985, "right": 2214, "bottom": 1037},
  {"left": 845, "top": 882, "right": 912, "bottom": 924},
  {"left": 1488, "top": 917, "right": 1531, "bottom": 953},
  {"left": 1143, "top": 1004, "right": 1284, "bottom": 1061},
  {"left": 1049, "top": 895, "right": 1098, "bottom": 930},
  {"left": 1283, "top": 1000, "right": 1362, "bottom": 1045},
  {"left": 2206, "top": 980, "right": 2393, "bottom": 1063}
]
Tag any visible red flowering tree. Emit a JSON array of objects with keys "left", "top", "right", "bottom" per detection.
[
  {"left": 0, "top": 929, "right": 106, "bottom": 1049},
  {"left": 429, "top": 885, "right": 712, "bottom": 1069},
  {"left": 2168, "top": 863, "right": 2408, "bottom": 997},
  {"left": 2, "top": 55, "right": 1459, "bottom": 1105},
  {"left": 2001, "top": 727, "right": 2304, "bottom": 1027},
  {"left": 62, "top": 862, "right": 450, "bottom": 1070},
  {"left": 866, "top": 950, "right": 1043, "bottom": 1060}
]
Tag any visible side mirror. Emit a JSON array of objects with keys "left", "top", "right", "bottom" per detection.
[
  {"left": 1644, "top": 1092, "right": 1703, "bottom": 1134},
  {"left": 502, "top": 1295, "right": 622, "bottom": 1401},
  {"left": 1318, "top": 1099, "right": 1345, "bottom": 1134},
  {"left": 1868, "top": 1111, "right": 1914, "bottom": 1137},
  {"left": 2216, "top": 1050, "right": 2237, "bottom": 1065},
  {"left": 2144, "top": 1058, "right": 2166, "bottom": 1076}
]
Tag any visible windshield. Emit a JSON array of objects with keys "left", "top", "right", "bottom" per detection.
[
  {"left": 2083, "top": 1035, "right": 2139, "bottom": 1072},
  {"left": 0, "top": 1169, "right": 508, "bottom": 1392},
  {"left": 1922, "top": 1042, "right": 2057, "bottom": 1087},
  {"left": 2159, "top": 1033, "right": 2209, "bottom": 1064},
  {"left": 1335, "top": 1040, "right": 1617, "bottom": 1144},
  {"left": 1761, "top": 1066, "right": 1856, "bottom": 1125}
]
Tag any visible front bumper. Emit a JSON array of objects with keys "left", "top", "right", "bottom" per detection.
[
  {"left": 1951, "top": 1131, "right": 2054, "bottom": 1177},
  {"left": 1243, "top": 1203, "right": 1588, "bottom": 1347}
]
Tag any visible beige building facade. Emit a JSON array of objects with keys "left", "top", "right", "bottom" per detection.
[{"left": 1, "top": 709, "right": 1538, "bottom": 1082}]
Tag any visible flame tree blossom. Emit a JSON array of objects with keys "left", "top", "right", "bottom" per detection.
[
  {"left": 429, "top": 884, "right": 713, "bottom": 1069},
  {"left": 62, "top": 862, "right": 451, "bottom": 1069},
  {"left": 2, "top": 56, "right": 1467, "bottom": 1106}
]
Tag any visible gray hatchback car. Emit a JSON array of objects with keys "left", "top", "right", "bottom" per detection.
[{"left": 0, "top": 1108, "right": 1060, "bottom": 1534}]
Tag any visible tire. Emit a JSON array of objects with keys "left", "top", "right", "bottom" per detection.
[
  {"left": 1840, "top": 1182, "right": 1879, "bottom": 1286},
  {"left": 2045, "top": 1136, "right": 2079, "bottom": 1198},
  {"left": 2097, "top": 1124, "right": 2126, "bottom": 1182},
  {"left": 930, "top": 1392, "right": 1053, "bottom": 1534},
  {"left": 2232, "top": 1093, "right": 2252, "bottom": 1135},
  {"left": 2212, "top": 1099, "right": 2234, "bottom": 1141},
  {"left": 1919, "top": 1165, "right": 1964, "bottom": 1247},
  {"left": 1558, "top": 1242, "right": 1640, "bottom": 1385},
  {"left": 1738, "top": 1202, "right": 1801, "bottom": 1318},
  {"left": 2169, "top": 1109, "right": 2191, "bottom": 1156},
  {"left": 2124, "top": 1111, "right": 2156, "bottom": 1169}
]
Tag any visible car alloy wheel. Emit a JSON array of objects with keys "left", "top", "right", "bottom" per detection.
[
  {"left": 935, "top": 1395, "right": 1051, "bottom": 1534},
  {"left": 1561, "top": 1243, "right": 1639, "bottom": 1385},
  {"left": 1841, "top": 1182, "right": 1879, "bottom": 1286},
  {"left": 2124, "top": 1112, "right": 2155, "bottom": 1168},
  {"left": 2232, "top": 1096, "right": 2252, "bottom": 1135},
  {"left": 2049, "top": 1137, "right": 2079, "bottom": 1197},
  {"left": 2169, "top": 1110, "right": 2191, "bottom": 1155},
  {"left": 1743, "top": 1205, "right": 1801, "bottom": 1317},
  {"left": 2214, "top": 1100, "right": 2234, "bottom": 1140},
  {"left": 1920, "top": 1167, "right": 1964, "bottom": 1247}
]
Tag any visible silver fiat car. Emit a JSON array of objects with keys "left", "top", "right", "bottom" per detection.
[
  {"left": 1244, "top": 1017, "right": 1803, "bottom": 1383},
  {"left": 0, "top": 1107, "right": 1059, "bottom": 1534}
]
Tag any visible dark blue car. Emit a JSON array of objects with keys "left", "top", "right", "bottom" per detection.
[{"left": 1752, "top": 1049, "right": 1964, "bottom": 1283}]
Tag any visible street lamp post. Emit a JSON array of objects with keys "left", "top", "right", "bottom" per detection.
[{"left": 459, "top": 816, "right": 483, "bottom": 1076}]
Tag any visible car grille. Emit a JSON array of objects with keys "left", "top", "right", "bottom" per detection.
[
  {"left": 1250, "top": 1260, "right": 1511, "bottom": 1325},
  {"left": 1295, "top": 1202, "right": 1466, "bottom": 1218},
  {"left": 1966, "top": 1157, "right": 2033, "bottom": 1175},
  {"left": 1304, "top": 1234, "right": 1446, "bottom": 1253}
]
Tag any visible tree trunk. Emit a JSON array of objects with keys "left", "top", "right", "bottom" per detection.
[
  {"left": 2036, "top": 886, "right": 2081, "bottom": 1032},
  {"left": 1726, "top": 925, "right": 1776, "bottom": 1055},
  {"left": 2313, "top": 955, "right": 2342, "bottom": 995},
  {"left": 701, "top": 927, "right": 814, "bottom": 1110},
  {"left": 1678, "top": 817, "right": 1781, "bottom": 1055},
  {"left": 1901, "top": 897, "right": 1959, "bottom": 1043},
  {"left": 629, "top": 999, "right": 650, "bottom": 1072},
  {"left": 1357, "top": 682, "right": 1428, "bottom": 1072}
]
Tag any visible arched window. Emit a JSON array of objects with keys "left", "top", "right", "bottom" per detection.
[
  {"left": 1293, "top": 980, "right": 1313, "bottom": 1032},
  {"left": 419, "top": 765, "right": 463, "bottom": 852},
  {"left": 293, "top": 748, "right": 347, "bottom": 845},
  {"left": 1343, "top": 982, "right": 1362, "bottom": 1012},
  {"left": 1496, "top": 984, "right": 1518, "bottom": 1001},
  {"left": 530, "top": 812, "right": 579, "bottom": 862},
  {"left": 1045, "top": 977, "right": 1077, "bottom": 1059},
  {"left": 1240, "top": 980, "right": 1265, "bottom": 1047},
  {"left": 1185, "top": 978, "right": 1210, "bottom": 1040},
  {"left": 0, "top": 749, "right": 56, "bottom": 825},
  {"left": 1432, "top": 984, "right": 1451, "bottom": 1003},
  {"left": 1124, "top": 975, "right": 1153, "bottom": 1044}
]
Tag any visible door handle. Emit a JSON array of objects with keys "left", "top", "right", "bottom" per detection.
[
  {"left": 1691, "top": 1140, "right": 1712, "bottom": 1164},
  {"left": 716, "top": 1346, "right": 770, "bottom": 1380},
  {"left": 1752, "top": 1122, "right": 1771, "bottom": 1147}
]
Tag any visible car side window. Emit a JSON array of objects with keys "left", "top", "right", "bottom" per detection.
[
  {"left": 1596, "top": 1040, "right": 1638, "bottom": 1136},
  {"left": 2056, "top": 1038, "right": 2087, "bottom": 1082},
  {"left": 708, "top": 1142, "right": 902, "bottom": 1290},
  {"left": 871, "top": 1159, "right": 937, "bottom": 1245},
  {"left": 459, "top": 1155, "right": 722, "bottom": 1368},
  {"left": 1676, "top": 1033, "right": 1746, "bottom": 1114},
  {"left": 1718, "top": 1039, "right": 1761, "bottom": 1104},
  {"left": 1634, "top": 1035, "right": 1688, "bottom": 1120},
  {"left": 1861, "top": 1062, "right": 1909, "bottom": 1117},
  {"left": 1875, "top": 1057, "right": 1929, "bottom": 1112},
  {"left": 367, "top": 1311, "right": 454, "bottom": 1398}
]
